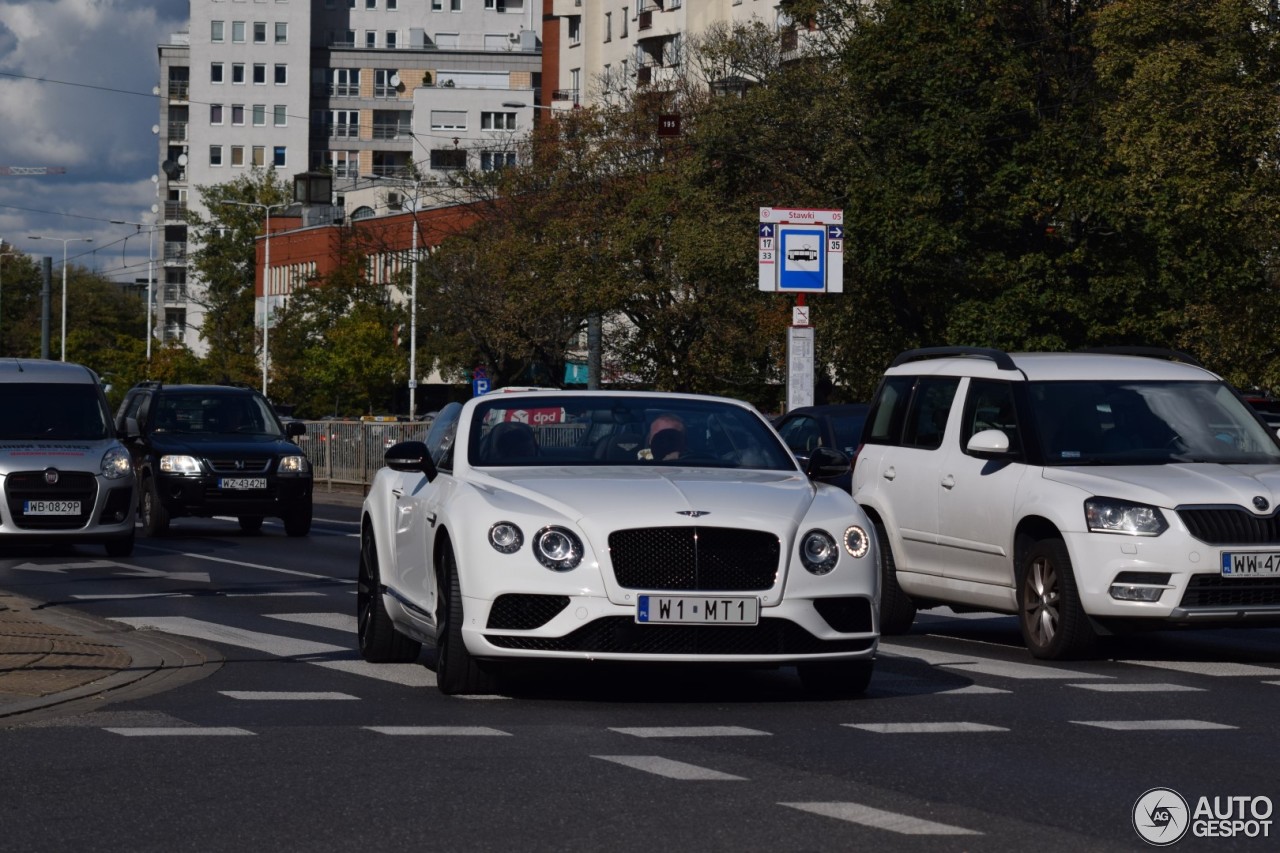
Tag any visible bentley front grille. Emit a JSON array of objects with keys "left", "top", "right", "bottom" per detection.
[{"left": 608, "top": 527, "right": 779, "bottom": 591}]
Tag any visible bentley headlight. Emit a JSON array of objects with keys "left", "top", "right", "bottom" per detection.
[
  {"left": 159, "top": 454, "right": 201, "bottom": 475},
  {"left": 101, "top": 446, "right": 132, "bottom": 480},
  {"left": 278, "top": 454, "right": 310, "bottom": 475},
  {"left": 533, "top": 526, "right": 583, "bottom": 571},
  {"left": 1085, "top": 498, "right": 1168, "bottom": 536},
  {"left": 800, "top": 529, "right": 840, "bottom": 575},
  {"left": 489, "top": 521, "right": 524, "bottom": 554},
  {"left": 844, "top": 525, "right": 870, "bottom": 559}
]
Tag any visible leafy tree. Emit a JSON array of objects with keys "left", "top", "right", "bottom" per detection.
[{"left": 187, "top": 168, "right": 292, "bottom": 386}]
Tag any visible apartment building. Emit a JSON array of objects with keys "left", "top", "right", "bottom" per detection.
[
  {"left": 541, "top": 0, "right": 798, "bottom": 110},
  {"left": 157, "top": 0, "right": 542, "bottom": 355}
]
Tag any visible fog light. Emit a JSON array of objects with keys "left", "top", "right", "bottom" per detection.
[{"left": 1109, "top": 584, "right": 1165, "bottom": 602}]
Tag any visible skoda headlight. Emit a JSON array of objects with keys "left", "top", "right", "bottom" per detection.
[
  {"left": 159, "top": 454, "right": 201, "bottom": 475},
  {"left": 101, "top": 446, "right": 132, "bottom": 480},
  {"left": 1084, "top": 497, "right": 1168, "bottom": 536},
  {"left": 278, "top": 454, "right": 310, "bottom": 475},
  {"left": 533, "top": 526, "right": 583, "bottom": 571},
  {"left": 800, "top": 529, "right": 840, "bottom": 575}
]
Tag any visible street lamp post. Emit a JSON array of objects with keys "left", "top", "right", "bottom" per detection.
[
  {"left": 28, "top": 235, "right": 93, "bottom": 362},
  {"left": 364, "top": 174, "right": 423, "bottom": 418},
  {"left": 226, "top": 201, "right": 286, "bottom": 397},
  {"left": 111, "top": 219, "right": 157, "bottom": 362}
]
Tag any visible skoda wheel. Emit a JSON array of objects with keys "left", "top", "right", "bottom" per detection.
[
  {"left": 874, "top": 519, "right": 916, "bottom": 635},
  {"left": 1018, "top": 538, "right": 1096, "bottom": 660}
]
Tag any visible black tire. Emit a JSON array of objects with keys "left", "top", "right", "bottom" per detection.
[
  {"left": 873, "top": 519, "right": 916, "bottom": 634},
  {"left": 1017, "top": 538, "right": 1096, "bottom": 660},
  {"left": 434, "top": 546, "right": 498, "bottom": 696},
  {"left": 356, "top": 525, "right": 421, "bottom": 663},
  {"left": 104, "top": 529, "right": 135, "bottom": 558},
  {"left": 238, "top": 516, "right": 264, "bottom": 534},
  {"left": 140, "top": 476, "right": 169, "bottom": 537},
  {"left": 797, "top": 660, "right": 874, "bottom": 698},
  {"left": 283, "top": 504, "right": 312, "bottom": 537}
]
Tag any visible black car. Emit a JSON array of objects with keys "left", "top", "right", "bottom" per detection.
[
  {"left": 773, "top": 403, "right": 870, "bottom": 492},
  {"left": 115, "top": 382, "right": 312, "bottom": 536}
]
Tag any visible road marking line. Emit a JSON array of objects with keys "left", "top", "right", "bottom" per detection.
[
  {"left": 609, "top": 726, "right": 769, "bottom": 738},
  {"left": 105, "top": 727, "right": 254, "bottom": 736},
  {"left": 593, "top": 756, "right": 746, "bottom": 781},
  {"left": 780, "top": 802, "right": 980, "bottom": 835},
  {"left": 219, "top": 691, "right": 358, "bottom": 701},
  {"left": 1068, "top": 682, "right": 1204, "bottom": 693},
  {"left": 943, "top": 660, "right": 1109, "bottom": 680},
  {"left": 365, "top": 726, "right": 510, "bottom": 736},
  {"left": 938, "top": 684, "right": 1011, "bottom": 695},
  {"left": 1071, "top": 719, "right": 1237, "bottom": 731},
  {"left": 111, "top": 616, "right": 347, "bottom": 658},
  {"left": 845, "top": 722, "right": 1008, "bottom": 733},
  {"left": 131, "top": 548, "right": 351, "bottom": 581},
  {"left": 313, "top": 659, "right": 436, "bottom": 687},
  {"left": 1120, "top": 660, "right": 1280, "bottom": 677},
  {"left": 266, "top": 612, "right": 357, "bottom": 633}
]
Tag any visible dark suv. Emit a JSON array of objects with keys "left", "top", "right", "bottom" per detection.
[{"left": 115, "top": 382, "right": 312, "bottom": 536}]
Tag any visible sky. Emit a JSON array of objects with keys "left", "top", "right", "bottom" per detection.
[{"left": 0, "top": 0, "right": 191, "bottom": 283}]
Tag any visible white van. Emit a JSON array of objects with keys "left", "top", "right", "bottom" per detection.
[{"left": 0, "top": 360, "right": 136, "bottom": 555}]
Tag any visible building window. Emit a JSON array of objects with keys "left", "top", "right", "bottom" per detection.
[
  {"left": 274, "top": 146, "right": 287, "bottom": 167},
  {"left": 275, "top": 64, "right": 288, "bottom": 84},
  {"left": 210, "top": 145, "right": 224, "bottom": 167},
  {"left": 435, "top": 32, "right": 459, "bottom": 48},
  {"left": 328, "top": 67, "right": 360, "bottom": 95},
  {"left": 481, "top": 151, "right": 515, "bottom": 171},
  {"left": 253, "top": 63, "right": 267, "bottom": 84},
  {"left": 430, "top": 110, "right": 466, "bottom": 130},
  {"left": 252, "top": 146, "right": 266, "bottom": 166},
  {"left": 451, "top": 0, "right": 461, "bottom": 10},
  {"left": 232, "top": 63, "right": 245, "bottom": 84},
  {"left": 605, "top": 12, "right": 611, "bottom": 42},
  {"left": 211, "top": 62, "right": 224, "bottom": 83},
  {"left": 232, "top": 20, "right": 246, "bottom": 42},
  {"left": 366, "top": 0, "right": 376, "bottom": 7},
  {"left": 480, "top": 111, "right": 516, "bottom": 130},
  {"left": 366, "top": 30, "right": 377, "bottom": 48},
  {"left": 431, "top": 0, "right": 441, "bottom": 9},
  {"left": 430, "top": 148, "right": 466, "bottom": 170},
  {"left": 621, "top": 7, "right": 628, "bottom": 38},
  {"left": 568, "top": 16, "right": 580, "bottom": 45},
  {"left": 211, "top": 20, "right": 225, "bottom": 42},
  {"left": 253, "top": 21, "right": 266, "bottom": 42},
  {"left": 252, "top": 104, "right": 266, "bottom": 125},
  {"left": 210, "top": 103, "right": 224, "bottom": 124},
  {"left": 232, "top": 104, "right": 245, "bottom": 125},
  {"left": 374, "top": 69, "right": 398, "bottom": 97},
  {"left": 274, "top": 104, "right": 287, "bottom": 126},
  {"left": 386, "top": 30, "right": 397, "bottom": 48},
  {"left": 231, "top": 146, "right": 245, "bottom": 167},
  {"left": 274, "top": 22, "right": 288, "bottom": 43},
  {"left": 387, "top": 0, "right": 397, "bottom": 8}
]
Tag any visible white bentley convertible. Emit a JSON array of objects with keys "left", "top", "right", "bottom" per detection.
[{"left": 358, "top": 390, "right": 880, "bottom": 696}]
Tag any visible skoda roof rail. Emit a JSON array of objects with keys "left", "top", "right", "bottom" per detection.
[{"left": 890, "top": 347, "right": 1018, "bottom": 371}]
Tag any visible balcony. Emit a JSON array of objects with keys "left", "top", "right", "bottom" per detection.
[
  {"left": 551, "top": 88, "right": 579, "bottom": 105},
  {"left": 780, "top": 27, "right": 799, "bottom": 54},
  {"left": 163, "top": 201, "right": 187, "bottom": 221},
  {"left": 162, "top": 285, "right": 189, "bottom": 303},
  {"left": 163, "top": 242, "right": 187, "bottom": 264},
  {"left": 162, "top": 325, "right": 185, "bottom": 343},
  {"left": 371, "top": 124, "right": 411, "bottom": 140},
  {"left": 638, "top": 10, "right": 652, "bottom": 30},
  {"left": 167, "top": 80, "right": 189, "bottom": 101},
  {"left": 167, "top": 122, "right": 188, "bottom": 142},
  {"left": 637, "top": 65, "right": 653, "bottom": 86}
]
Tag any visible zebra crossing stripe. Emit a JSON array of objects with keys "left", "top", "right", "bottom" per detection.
[
  {"left": 609, "top": 726, "right": 769, "bottom": 738},
  {"left": 593, "top": 756, "right": 746, "bottom": 781},
  {"left": 1121, "top": 660, "right": 1280, "bottom": 677},
  {"left": 845, "top": 722, "right": 1008, "bottom": 733},
  {"left": 220, "top": 691, "right": 358, "bottom": 701},
  {"left": 110, "top": 616, "right": 346, "bottom": 658},
  {"left": 105, "top": 727, "right": 254, "bottom": 736},
  {"left": 266, "top": 612, "right": 357, "bottom": 633},
  {"left": 313, "top": 659, "right": 436, "bottom": 687},
  {"left": 364, "top": 726, "right": 510, "bottom": 736},
  {"left": 1071, "top": 719, "right": 1237, "bottom": 731},
  {"left": 1068, "top": 683, "right": 1204, "bottom": 693},
  {"left": 780, "top": 802, "right": 980, "bottom": 835}
]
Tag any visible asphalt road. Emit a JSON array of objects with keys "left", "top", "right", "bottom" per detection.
[{"left": 1, "top": 504, "right": 1278, "bottom": 852}]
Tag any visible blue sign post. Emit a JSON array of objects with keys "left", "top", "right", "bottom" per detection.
[{"left": 778, "top": 228, "right": 826, "bottom": 292}]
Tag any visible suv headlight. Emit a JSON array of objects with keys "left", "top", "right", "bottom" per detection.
[
  {"left": 101, "top": 446, "right": 132, "bottom": 480},
  {"left": 278, "top": 454, "right": 310, "bottom": 475},
  {"left": 159, "top": 454, "right": 201, "bottom": 475},
  {"left": 1085, "top": 497, "right": 1168, "bottom": 536}
]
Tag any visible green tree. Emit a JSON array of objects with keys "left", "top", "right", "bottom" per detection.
[{"left": 187, "top": 168, "right": 292, "bottom": 386}]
